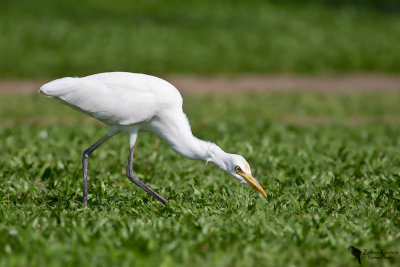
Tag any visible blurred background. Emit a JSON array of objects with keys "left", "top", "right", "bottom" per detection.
[
  {"left": 0, "top": 0, "right": 399, "bottom": 79},
  {"left": 1, "top": 1, "right": 400, "bottom": 266}
]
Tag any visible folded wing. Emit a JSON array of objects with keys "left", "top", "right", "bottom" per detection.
[{"left": 40, "top": 76, "right": 158, "bottom": 125}]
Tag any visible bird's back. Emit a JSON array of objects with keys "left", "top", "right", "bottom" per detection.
[{"left": 40, "top": 72, "right": 183, "bottom": 126}]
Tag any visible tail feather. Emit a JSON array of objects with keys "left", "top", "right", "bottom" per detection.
[{"left": 39, "top": 77, "right": 80, "bottom": 98}]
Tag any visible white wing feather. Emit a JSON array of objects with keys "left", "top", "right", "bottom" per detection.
[{"left": 40, "top": 72, "right": 182, "bottom": 126}]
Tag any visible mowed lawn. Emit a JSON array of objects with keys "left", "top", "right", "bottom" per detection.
[{"left": 1, "top": 92, "right": 400, "bottom": 266}]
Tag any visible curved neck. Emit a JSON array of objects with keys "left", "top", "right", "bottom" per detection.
[{"left": 152, "top": 111, "right": 228, "bottom": 165}]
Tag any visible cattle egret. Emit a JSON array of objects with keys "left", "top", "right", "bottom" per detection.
[{"left": 40, "top": 72, "right": 267, "bottom": 205}]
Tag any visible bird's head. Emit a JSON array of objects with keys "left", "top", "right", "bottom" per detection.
[{"left": 220, "top": 154, "right": 267, "bottom": 200}]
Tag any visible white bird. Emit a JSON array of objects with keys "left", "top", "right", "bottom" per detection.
[{"left": 40, "top": 72, "right": 267, "bottom": 205}]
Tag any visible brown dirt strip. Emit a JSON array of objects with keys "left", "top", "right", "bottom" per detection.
[{"left": 0, "top": 74, "right": 399, "bottom": 94}]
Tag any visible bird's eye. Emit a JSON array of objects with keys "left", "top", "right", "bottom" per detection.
[{"left": 235, "top": 166, "right": 241, "bottom": 172}]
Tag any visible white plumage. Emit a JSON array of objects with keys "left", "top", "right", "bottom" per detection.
[
  {"left": 40, "top": 72, "right": 267, "bottom": 205},
  {"left": 41, "top": 72, "right": 179, "bottom": 126}
]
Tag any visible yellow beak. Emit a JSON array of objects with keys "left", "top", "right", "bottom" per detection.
[{"left": 238, "top": 171, "right": 267, "bottom": 199}]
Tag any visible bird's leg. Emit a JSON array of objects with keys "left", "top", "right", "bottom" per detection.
[
  {"left": 82, "top": 128, "right": 119, "bottom": 206},
  {"left": 126, "top": 146, "right": 168, "bottom": 205}
]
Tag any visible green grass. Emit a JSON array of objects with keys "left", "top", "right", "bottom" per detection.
[
  {"left": 1, "top": 92, "right": 400, "bottom": 266},
  {"left": 1, "top": 0, "right": 400, "bottom": 78}
]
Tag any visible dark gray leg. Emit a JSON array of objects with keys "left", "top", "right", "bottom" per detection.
[
  {"left": 126, "top": 146, "right": 168, "bottom": 205},
  {"left": 82, "top": 129, "right": 119, "bottom": 205}
]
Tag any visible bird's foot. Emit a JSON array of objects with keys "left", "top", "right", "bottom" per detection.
[{"left": 126, "top": 170, "right": 168, "bottom": 205}]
